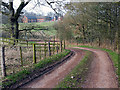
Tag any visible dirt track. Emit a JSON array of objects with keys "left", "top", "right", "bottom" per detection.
[
  {"left": 21, "top": 48, "right": 85, "bottom": 88},
  {"left": 21, "top": 47, "right": 118, "bottom": 88},
  {"left": 75, "top": 47, "right": 118, "bottom": 88}
]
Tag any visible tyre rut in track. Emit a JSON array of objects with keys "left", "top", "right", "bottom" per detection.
[
  {"left": 75, "top": 47, "right": 118, "bottom": 88},
  {"left": 20, "top": 48, "right": 85, "bottom": 88}
]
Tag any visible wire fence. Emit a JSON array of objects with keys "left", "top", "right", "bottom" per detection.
[{"left": 0, "top": 37, "right": 65, "bottom": 77}]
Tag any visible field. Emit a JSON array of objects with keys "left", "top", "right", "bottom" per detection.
[
  {"left": 0, "top": 21, "right": 61, "bottom": 79},
  {"left": 1, "top": 21, "right": 57, "bottom": 41},
  {"left": 19, "top": 21, "right": 56, "bottom": 37}
]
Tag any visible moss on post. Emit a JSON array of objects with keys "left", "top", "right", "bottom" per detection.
[
  {"left": 60, "top": 40, "right": 62, "bottom": 52},
  {"left": 44, "top": 41, "right": 47, "bottom": 58},
  {"left": 39, "top": 45, "right": 41, "bottom": 60},
  {"left": 48, "top": 41, "right": 51, "bottom": 56},
  {"left": 19, "top": 47, "right": 23, "bottom": 66}
]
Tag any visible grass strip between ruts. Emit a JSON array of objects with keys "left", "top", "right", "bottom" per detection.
[{"left": 56, "top": 50, "right": 92, "bottom": 88}]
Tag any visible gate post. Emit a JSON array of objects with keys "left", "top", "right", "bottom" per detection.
[
  {"left": 1, "top": 46, "right": 6, "bottom": 77},
  {"left": 33, "top": 44, "right": 36, "bottom": 64},
  {"left": 48, "top": 41, "right": 51, "bottom": 56},
  {"left": 19, "top": 47, "right": 23, "bottom": 66},
  {"left": 60, "top": 40, "right": 62, "bottom": 52}
]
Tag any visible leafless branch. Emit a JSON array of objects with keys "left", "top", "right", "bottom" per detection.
[
  {"left": 24, "top": 0, "right": 32, "bottom": 6},
  {"left": 2, "top": 2, "right": 9, "bottom": 9},
  {"left": 9, "top": 2, "right": 15, "bottom": 16},
  {"left": 0, "top": 11, "right": 10, "bottom": 16},
  {"left": 44, "top": 0, "right": 58, "bottom": 14},
  {"left": 15, "top": 0, "right": 31, "bottom": 19}
]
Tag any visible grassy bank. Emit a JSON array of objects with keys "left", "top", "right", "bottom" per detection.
[
  {"left": 56, "top": 50, "right": 92, "bottom": 88},
  {"left": 2, "top": 49, "right": 71, "bottom": 88}
]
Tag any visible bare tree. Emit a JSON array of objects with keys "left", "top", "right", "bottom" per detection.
[
  {"left": 1, "top": 0, "right": 67, "bottom": 40},
  {"left": 1, "top": 0, "right": 31, "bottom": 39}
]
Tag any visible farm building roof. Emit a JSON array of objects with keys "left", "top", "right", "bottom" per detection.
[
  {"left": 26, "top": 16, "right": 37, "bottom": 19},
  {"left": 36, "top": 16, "right": 46, "bottom": 19}
]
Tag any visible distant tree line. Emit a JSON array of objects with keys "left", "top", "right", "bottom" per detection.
[{"left": 55, "top": 2, "right": 120, "bottom": 51}]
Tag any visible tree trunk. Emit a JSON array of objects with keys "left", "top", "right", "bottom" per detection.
[
  {"left": 98, "top": 37, "right": 101, "bottom": 47},
  {"left": 15, "top": 20, "right": 19, "bottom": 39},
  {"left": 10, "top": 16, "right": 19, "bottom": 41},
  {"left": 82, "top": 24, "right": 85, "bottom": 44}
]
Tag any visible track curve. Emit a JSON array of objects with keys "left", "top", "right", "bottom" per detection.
[
  {"left": 75, "top": 47, "right": 118, "bottom": 88},
  {"left": 21, "top": 48, "right": 85, "bottom": 88}
]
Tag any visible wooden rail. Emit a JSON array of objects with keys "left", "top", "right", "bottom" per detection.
[{"left": 0, "top": 37, "right": 66, "bottom": 77}]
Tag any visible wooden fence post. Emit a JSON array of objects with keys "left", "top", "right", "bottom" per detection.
[
  {"left": 60, "top": 40, "right": 62, "bottom": 52},
  {"left": 26, "top": 40, "right": 28, "bottom": 47},
  {"left": 44, "top": 41, "right": 46, "bottom": 58},
  {"left": 33, "top": 44, "right": 36, "bottom": 64},
  {"left": 56, "top": 43, "right": 59, "bottom": 54},
  {"left": 19, "top": 47, "right": 23, "bottom": 66},
  {"left": 1, "top": 46, "right": 6, "bottom": 77},
  {"left": 9, "top": 39, "right": 10, "bottom": 44},
  {"left": 48, "top": 41, "right": 51, "bottom": 56},
  {"left": 39, "top": 45, "right": 41, "bottom": 60},
  {"left": 53, "top": 36, "right": 55, "bottom": 54}
]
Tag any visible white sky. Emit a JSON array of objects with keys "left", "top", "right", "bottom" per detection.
[
  {"left": 13, "top": 0, "right": 55, "bottom": 15},
  {"left": 5, "top": 0, "right": 119, "bottom": 15}
]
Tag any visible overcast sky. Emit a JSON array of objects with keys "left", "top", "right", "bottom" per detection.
[
  {"left": 13, "top": 0, "right": 55, "bottom": 15},
  {"left": 5, "top": 0, "right": 119, "bottom": 15}
]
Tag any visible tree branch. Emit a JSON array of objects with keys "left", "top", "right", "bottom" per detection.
[
  {"left": 0, "top": 11, "right": 9, "bottom": 16},
  {"left": 15, "top": 0, "right": 31, "bottom": 19},
  {"left": 24, "top": 0, "right": 31, "bottom": 6},
  {"left": 9, "top": 2, "right": 15, "bottom": 16},
  {"left": 45, "top": 0, "right": 58, "bottom": 14},
  {"left": 2, "top": 2, "right": 9, "bottom": 9}
]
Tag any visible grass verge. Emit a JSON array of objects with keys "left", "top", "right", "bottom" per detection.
[
  {"left": 2, "top": 49, "right": 71, "bottom": 88},
  {"left": 56, "top": 50, "right": 92, "bottom": 88}
]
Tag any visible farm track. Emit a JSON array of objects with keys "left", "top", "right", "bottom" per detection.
[
  {"left": 75, "top": 47, "right": 118, "bottom": 88},
  {"left": 8, "top": 49, "right": 73, "bottom": 88},
  {"left": 19, "top": 47, "right": 118, "bottom": 88},
  {"left": 20, "top": 48, "right": 85, "bottom": 88}
]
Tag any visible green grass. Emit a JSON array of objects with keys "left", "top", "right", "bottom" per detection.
[
  {"left": 2, "top": 49, "right": 71, "bottom": 88},
  {"left": 56, "top": 51, "right": 92, "bottom": 88},
  {"left": 19, "top": 21, "right": 55, "bottom": 27},
  {"left": 39, "top": 22, "right": 56, "bottom": 36},
  {"left": 37, "top": 21, "right": 55, "bottom": 26},
  {"left": 24, "top": 22, "right": 56, "bottom": 36},
  {"left": 43, "top": 29, "right": 56, "bottom": 36}
]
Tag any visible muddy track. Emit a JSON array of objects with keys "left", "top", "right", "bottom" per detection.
[
  {"left": 75, "top": 47, "right": 118, "bottom": 88},
  {"left": 19, "top": 47, "right": 118, "bottom": 88},
  {"left": 20, "top": 48, "right": 85, "bottom": 88},
  {"left": 8, "top": 50, "right": 74, "bottom": 88}
]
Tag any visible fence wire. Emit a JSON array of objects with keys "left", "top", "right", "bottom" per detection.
[{"left": 0, "top": 39, "right": 62, "bottom": 76}]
